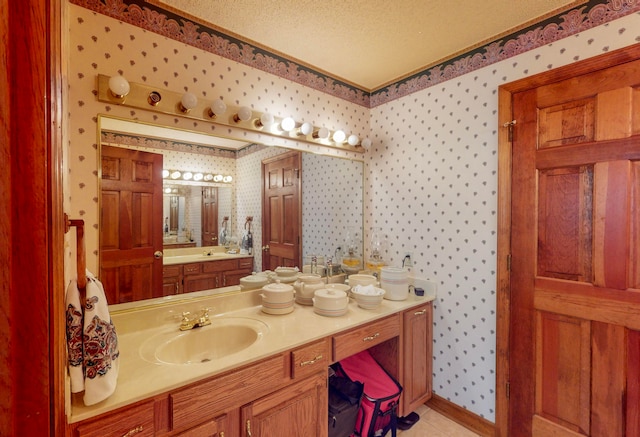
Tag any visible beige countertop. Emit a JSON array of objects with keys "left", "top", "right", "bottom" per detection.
[
  {"left": 69, "top": 278, "right": 436, "bottom": 423},
  {"left": 162, "top": 246, "right": 252, "bottom": 266}
]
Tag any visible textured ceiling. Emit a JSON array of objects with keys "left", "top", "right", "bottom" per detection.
[{"left": 153, "top": 0, "right": 585, "bottom": 91}]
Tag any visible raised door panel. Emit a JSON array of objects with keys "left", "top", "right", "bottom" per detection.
[
  {"left": 241, "top": 373, "right": 327, "bottom": 437},
  {"left": 402, "top": 303, "right": 433, "bottom": 415}
]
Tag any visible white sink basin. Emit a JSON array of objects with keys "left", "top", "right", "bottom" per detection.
[{"left": 140, "top": 317, "right": 269, "bottom": 365}]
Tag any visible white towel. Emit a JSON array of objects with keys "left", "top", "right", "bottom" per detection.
[{"left": 65, "top": 271, "right": 119, "bottom": 406}]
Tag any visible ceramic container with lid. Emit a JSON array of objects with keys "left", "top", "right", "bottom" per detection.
[
  {"left": 313, "top": 288, "right": 348, "bottom": 317},
  {"left": 293, "top": 274, "right": 325, "bottom": 305},
  {"left": 274, "top": 266, "right": 300, "bottom": 283},
  {"left": 260, "top": 280, "right": 294, "bottom": 314},
  {"left": 239, "top": 272, "right": 269, "bottom": 291}
]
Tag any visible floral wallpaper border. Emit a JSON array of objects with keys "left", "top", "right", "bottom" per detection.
[{"left": 70, "top": 0, "right": 640, "bottom": 107}]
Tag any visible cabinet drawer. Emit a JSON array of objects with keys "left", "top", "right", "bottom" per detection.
[
  {"left": 291, "top": 338, "right": 331, "bottom": 379},
  {"left": 238, "top": 257, "right": 253, "bottom": 269},
  {"left": 75, "top": 400, "right": 154, "bottom": 437},
  {"left": 170, "top": 353, "right": 288, "bottom": 430},
  {"left": 333, "top": 314, "right": 401, "bottom": 361},
  {"left": 183, "top": 263, "right": 202, "bottom": 275},
  {"left": 163, "top": 265, "right": 182, "bottom": 277},
  {"left": 202, "top": 258, "right": 239, "bottom": 273}
]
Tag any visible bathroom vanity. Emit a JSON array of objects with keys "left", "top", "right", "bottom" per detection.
[
  {"left": 67, "top": 286, "right": 434, "bottom": 437},
  {"left": 162, "top": 249, "right": 254, "bottom": 296}
]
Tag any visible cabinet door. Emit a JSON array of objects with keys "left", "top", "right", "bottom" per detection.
[
  {"left": 401, "top": 302, "right": 433, "bottom": 415},
  {"left": 175, "top": 413, "right": 229, "bottom": 437},
  {"left": 222, "top": 269, "right": 252, "bottom": 287},
  {"left": 241, "top": 373, "right": 327, "bottom": 437},
  {"left": 183, "top": 273, "right": 220, "bottom": 292}
]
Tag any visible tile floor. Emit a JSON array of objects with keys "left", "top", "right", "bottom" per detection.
[{"left": 396, "top": 404, "right": 481, "bottom": 436}]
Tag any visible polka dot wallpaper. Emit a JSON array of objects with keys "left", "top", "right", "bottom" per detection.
[
  {"left": 368, "top": 12, "right": 640, "bottom": 420},
  {"left": 65, "top": 0, "right": 640, "bottom": 424}
]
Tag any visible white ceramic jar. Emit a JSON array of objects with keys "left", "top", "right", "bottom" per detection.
[
  {"left": 260, "top": 280, "right": 294, "bottom": 314},
  {"left": 313, "top": 288, "right": 349, "bottom": 317},
  {"left": 379, "top": 267, "right": 409, "bottom": 301},
  {"left": 293, "top": 274, "right": 325, "bottom": 305}
]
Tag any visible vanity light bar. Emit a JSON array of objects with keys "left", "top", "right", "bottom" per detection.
[
  {"left": 162, "top": 169, "right": 233, "bottom": 183},
  {"left": 97, "top": 74, "right": 365, "bottom": 153}
]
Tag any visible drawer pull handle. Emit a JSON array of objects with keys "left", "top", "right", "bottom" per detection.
[
  {"left": 246, "top": 419, "right": 252, "bottom": 437},
  {"left": 414, "top": 309, "right": 427, "bottom": 316},
  {"left": 363, "top": 332, "right": 380, "bottom": 342},
  {"left": 122, "top": 425, "right": 143, "bottom": 437},
  {"left": 300, "top": 354, "right": 323, "bottom": 366}
]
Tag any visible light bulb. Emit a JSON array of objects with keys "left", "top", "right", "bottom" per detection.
[
  {"left": 299, "top": 122, "right": 313, "bottom": 136},
  {"left": 223, "top": 176, "right": 233, "bottom": 183},
  {"left": 213, "top": 174, "right": 223, "bottom": 182},
  {"left": 255, "top": 112, "right": 274, "bottom": 128},
  {"left": 313, "top": 127, "right": 330, "bottom": 140},
  {"left": 361, "top": 138, "right": 372, "bottom": 149},
  {"left": 182, "top": 172, "right": 193, "bottom": 180},
  {"left": 108, "top": 75, "right": 130, "bottom": 98},
  {"left": 203, "top": 174, "right": 214, "bottom": 181},
  {"left": 209, "top": 99, "right": 227, "bottom": 118},
  {"left": 193, "top": 173, "right": 203, "bottom": 181},
  {"left": 233, "top": 106, "right": 252, "bottom": 122},
  {"left": 281, "top": 117, "right": 296, "bottom": 132},
  {"left": 164, "top": 187, "right": 172, "bottom": 194},
  {"left": 332, "top": 130, "right": 346, "bottom": 143},
  {"left": 179, "top": 92, "right": 198, "bottom": 112},
  {"left": 162, "top": 169, "right": 170, "bottom": 178},
  {"left": 348, "top": 134, "right": 359, "bottom": 146},
  {"left": 170, "top": 171, "right": 181, "bottom": 179}
]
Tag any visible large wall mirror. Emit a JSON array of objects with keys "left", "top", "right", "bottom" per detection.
[{"left": 98, "top": 115, "right": 364, "bottom": 307}]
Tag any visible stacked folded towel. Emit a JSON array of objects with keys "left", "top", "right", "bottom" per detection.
[{"left": 65, "top": 271, "right": 119, "bottom": 406}]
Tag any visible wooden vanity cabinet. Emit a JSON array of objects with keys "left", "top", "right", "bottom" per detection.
[
  {"left": 401, "top": 302, "right": 433, "bottom": 416},
  {"left": 164, "top": 257, "right": 253, "bottom": 294},
  {"left": 162, "top": 265, "right": 183, "bottom": 296}
]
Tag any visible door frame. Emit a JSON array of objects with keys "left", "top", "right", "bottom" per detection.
[{"left": 495, "top": 42, "right": 640, "bottom": 436}]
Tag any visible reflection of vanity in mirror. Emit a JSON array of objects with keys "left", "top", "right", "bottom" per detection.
[{"left": 98, "top": 115, "right": 364, "bottom": 306}]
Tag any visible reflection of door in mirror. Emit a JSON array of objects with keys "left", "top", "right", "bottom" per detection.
[
  {"left": 262, "top": 151, "right": 302, "bottom": 270},
  {"left": 202, "top": 187, "right": 219, "bottom": 246},
  {"left": 169, "top": 196, "right": 179, "bottom": 233},
  {"left": 100, "top": 146, "right": 164, "bottom": 303}
]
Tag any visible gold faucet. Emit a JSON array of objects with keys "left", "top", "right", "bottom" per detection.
[{"left": 180, "top": 308, "right": 211, "bottom": 331}]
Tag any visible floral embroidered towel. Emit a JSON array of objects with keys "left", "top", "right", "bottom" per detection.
[{"left": 65, "top": 271, "right": 119, "bottom": 406}]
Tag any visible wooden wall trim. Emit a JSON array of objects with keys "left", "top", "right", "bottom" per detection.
[{"left": 426, "top": 394, "right": 496, "bottom": 436}]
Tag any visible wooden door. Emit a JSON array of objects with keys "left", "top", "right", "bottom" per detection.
[
  {"left": 100, "top": 146, "right": 163, "bottom": 303},
  {"left": 504, "top": 53, "right": 640, "bottom": 436},
  {"left": 202, "top": 186, "right": 218, "bottom": 246},
  {"left": 262, "top": 151, "right": 302, "bottom": 270}
]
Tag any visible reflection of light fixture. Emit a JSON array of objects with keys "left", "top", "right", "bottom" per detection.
[
  {"left": 193, "top": 173, "right": 203, "bottom": 181},
  {"left": 298, "top": 122, "right": 313, "bottom": 136},
  {"left": 348, "top": 134, "right": 359, "bottom": 146},
  {"left": 254, "top": 112, "right": 274, "bottom": 129},
  {"left": 233, "top": 106, "right": 252, "bottom": 123},
  {"left": 170, "top": 171, "right": 182, "bottom": 179},
  {"left": 164, "top": 187, "right": 172, "bottom": 194},
  {"left": 203, "top": 174, "right": 214, "bottom": 181},
  {"left": 281, "top": 117, "right": 296, "bottom": 132},
  {"left": 361, "top": 138, "right": 372, "bottom": 149},
  {"left": 162, "top": 169, "right": 170, "bottom": 178},
  {"left": 313, "top": 127, "right": 330, "bottom": 140},
  {"left": 108, "top": 74, "right": 130, "bottom": 98},
  {"left": 182, "top": 171, "right": 193, "bottom": 180},
  {"left": 179, "top": 92, "right": 198, "bottom": 113},
  {"left": 223, "top": 175, "right": 233, "bottom": 183},
  {"left": 213, "top": 174, "right": 223, "bottom": 182},
  {"left": 208, "top": 99, "right": 227, "bottom": 118},
  {"left": 332, "top": 130, "right": 346, "bottom": 143}
]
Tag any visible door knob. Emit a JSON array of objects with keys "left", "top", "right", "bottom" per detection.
[{"left": 154, "top": 251, "right": 163, "bottom": 259}]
